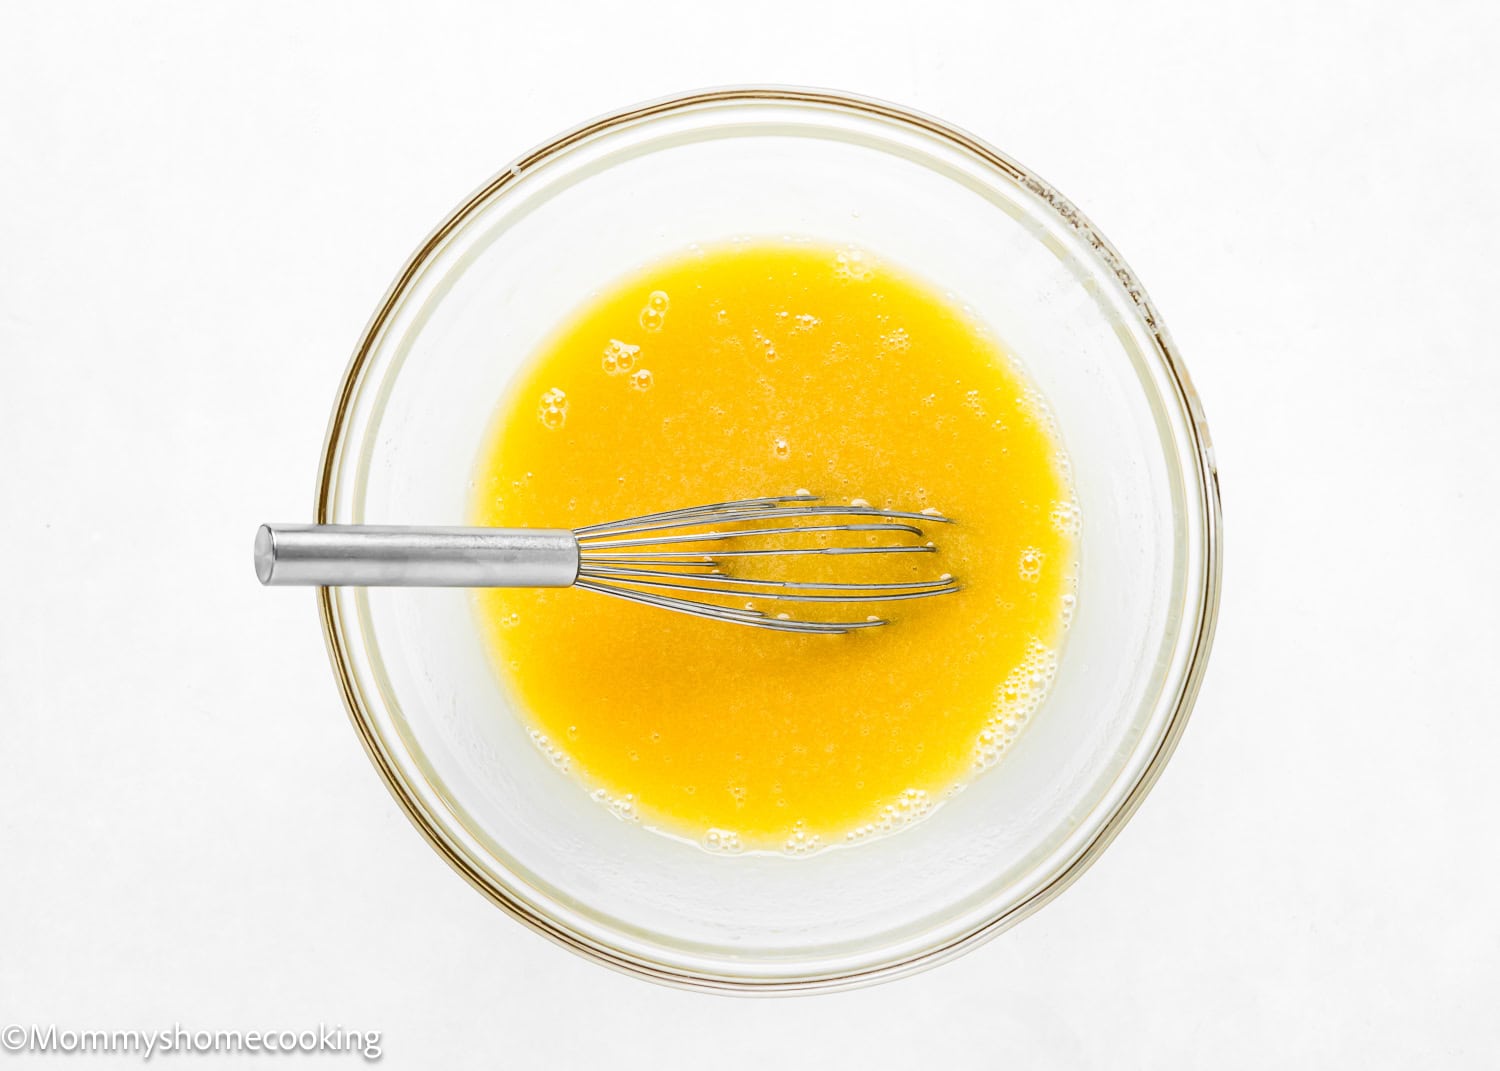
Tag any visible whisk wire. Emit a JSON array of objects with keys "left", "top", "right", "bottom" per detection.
[
  {"left": 574, "top": 579, "right": 880, "bottom": 635},
  {"left": 572, "top": 495, "right": 814, "bottom": 535},
  {"left": 571, "top": 495, "right": 959, "bottom": 633},
  {"left": 577, "top": 521, "right": 925, "bottom": 551}
]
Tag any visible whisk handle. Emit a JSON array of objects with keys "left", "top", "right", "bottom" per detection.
[{"left": 254, "top": 525, "right": 579, "bottom": 588}]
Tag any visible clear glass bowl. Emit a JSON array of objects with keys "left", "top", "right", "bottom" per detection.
[{"left": 314, "top": 87, "right": 1221, "bottom": 991}]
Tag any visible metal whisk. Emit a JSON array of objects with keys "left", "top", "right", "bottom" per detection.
[{"left": 255, "top": 494, "right": 958, "bottom": 634}]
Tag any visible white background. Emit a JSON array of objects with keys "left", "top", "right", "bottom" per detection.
[{"left": 3, "top": 2, "right": 1497, "bottom": 1067}]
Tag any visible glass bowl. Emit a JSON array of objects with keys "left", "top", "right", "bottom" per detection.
[{"left": 314, "top": 87, "right": 1221, "bottom": 991}]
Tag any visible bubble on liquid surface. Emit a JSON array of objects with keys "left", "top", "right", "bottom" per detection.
[
  {"left": 834, "top": 246, "right": 875, "bottom": 282},
  {"left": 1018, "top": 386, "right": 1059, "bottom": 434},
  {"left": 847, "top": 788, "right": 936, "bottom": 843},
  {"left": 752, "top": 328, "right": 778, "bottom": 362},
  {"left": 974, "top": 638, "right": 1060, "bottom": 769},
  {"left": 703, "top": 828, "right": 742, "bottom": 854},
  {"left": 880, "top": 327, "right": 911, "bottom": 353},
  {"left": 784, "top": 823, "right": 822, "bottom": 856},
  {"left": 1019, "top": 547, "right": 1044, "bottom": 582},
  {"left": 630, "top": 368, "right": 654, "bottom": 392},
  {"left": 586, "top": 786, "right": 640, "bottom": 821},
  {"left": 647, "top": 289, "right": 670, "bottom": 312},
  {"left": 771, "top": 436, "right": 791, "bottom": 460},
  {"left": 792, "top": 313, "right": 820, "bottom": 332},
  {"left": 527, "top": 728, "right": 570, "bottom": 772},
  {"left": 602, "top": 339, "right": 639, "bottom": 375},
  {"left": 1050, "top": 499, "right": 1082, "bottom": 537},
  {"left": 639, "top": 293, "right": 668, "bottom": 332},
  {"left": 537, "top": 388, "right": 568, "bottom": 429}
]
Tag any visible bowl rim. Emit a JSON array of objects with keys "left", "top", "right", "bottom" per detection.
[{"left": 313, "top": 84, "right": 1223, "bottom": 993}]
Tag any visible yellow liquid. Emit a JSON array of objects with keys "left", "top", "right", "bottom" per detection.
[{"left": 472, "top": 241, "right": 1076, "bottom": 853}]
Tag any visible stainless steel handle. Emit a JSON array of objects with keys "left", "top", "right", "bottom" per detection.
[{"left": 254, "top": 525, "right": 579, "bottom": 587}]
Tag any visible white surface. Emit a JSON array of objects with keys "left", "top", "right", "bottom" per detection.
[{"left": 1, "top": 1, "right": 1496, "bottom": 1067}]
